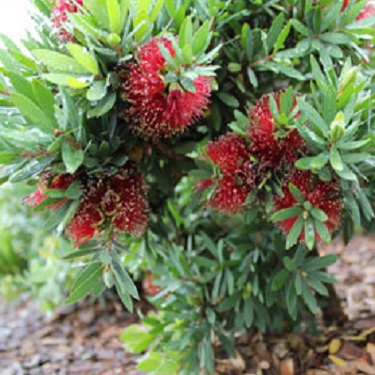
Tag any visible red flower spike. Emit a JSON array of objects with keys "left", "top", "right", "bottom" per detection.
[
  {"left": 248, "top": 93, "right": 305, "bottom": 168},
  {"left": 52, "top": 0, "right": 83, "bottom": 41},
  {"left": 274, "top": 171, "right": 342, "bottom": 243},
  {"left": 207, "top": 175, "right": 249, "bottom": 214},
  {"left": 142, "top": 272, "right": 161, "bottom": 296},
  {"left": 107, "top": 167, "right": 149, "bottom": 236},
  {"left": 206, "top": 133, "right": 250, "bottom": 175},
  {"left": 65, "top": 202, "right": 104, "bottom": 247},
  {"left": 65, "top": 164, "right": 149, "bottom": 247},
  {"left": 342, "top": 0, "right": 375, "bottom": 19},
  {"left": 24, "top": 173, "right": 75, "bottom": 208},
  {"left": 124, "top": 37, "right": 212, "bottom": 140}
]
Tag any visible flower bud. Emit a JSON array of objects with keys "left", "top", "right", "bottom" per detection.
[
  {"left": 330, "top": 111, "right": 345, "bottom": 143},
  {"left": 107, "top": 33, "right": 121, "bottom": 46},
  {"left": 103, "top": 268, "right": 114, "bottom": 288}
]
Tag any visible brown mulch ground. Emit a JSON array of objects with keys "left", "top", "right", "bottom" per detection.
[
  {"left": 1, "top": 234, "right": 375, "bottom": 374},
  {"left": 0, "top": 297, "right": 144, "bottom": 374}
]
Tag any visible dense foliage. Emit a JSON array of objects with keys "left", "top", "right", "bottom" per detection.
[{"left": 1, "top": 0, "right": 375, "bottom": 373}]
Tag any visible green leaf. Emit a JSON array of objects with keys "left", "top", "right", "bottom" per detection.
[
  {"left": 296, "top": 157, "right": 313, "bottom": 170},
  {"left": 6, "top": 71, "right": 33, "bottom": 99},
  {"left": 271, "top": 206, "right": 302, "bottom": 222},
  {"left": 121, "top": 325, "right": 155, "bottom": 353},
  {"left": 137, "top": 353, "right": 166, "bottom": 372},
  {"left": 296, "top": 121, "right": 326, "bottom": 148},
  {"left": 242, "top": 24, "right": 253, "bottom": 61},
  {"left": 330, "top": 146, "right": 344, "bottom": 172},
  {"left": 66, "top": 180, "right": 82, "bottom": 199},
  {"left": 179, "top": 16, "right": 193, "bottom": 49},
  {"left": 336, "top": 165, "right": 357, "bottom": 181},
  {"left": 87, "top": 92, "right": 117, "bottom": 118},
  {"left": 311, "top": 207, "right": 328, "bottom": 222},
  {"left": 44, "top": 201, "right": 71, "bottom": 231},
  {"left": 111, "top": 257, "right": 139, "bottom": 299},
  {"left": 286, "top": 280, "right": 297, "bottom": 317},
  {"left": 58, "top": 200, "right": 81, "bottom": 234},
  {"left": 289, "top": 183, "right": 305, "bottom": 203},
  {"left": 310, "top": 153, "right": 329, "bottom": 170},
  {"left": 115, "top": 280, "right": 133, "bottom": 312},
  {"left": 182, "top": 44, "right": 193, "bottom": 64},
  {"left": 217, "top": 294, "right": 240, "bottom": 312},
  {"left": 266, "top": 62, "right": 305, "bottom": 81},
  {"left": 107, "top": 0, "right": 122, "bottom": 34},
  {"left": 63, "top": 247, "right": 100, "bottom": 260},
  {"left": 304, "top": 218, "right": 315, "bottom": 250},
  {"left": 0, "top": 151, "right": 19, "bottom": 165},
  {"left": 217, "top": 92, "right": 239, "bottom": 108},
  {"left": 66, "top": 262, "right": 104, "bottom": 304},
  {"left": 303, "top": 254, "right": 337, "bottom": 272},
  {"left": 286, "top": 216, "right": 304, "bottom": 249},
  {"left": 149, "top": 0, "right": 164, "bottom": 22},
  {"left": 266, "top": 13, "right": 285, "bottom": 54},
  {"left": 10, "top": 155, "right": 56, "bottom": 183},
  {"left": 84, "top": 0, "right": 110, "bottom": 30},
  {"left": 192, "top": 20, "right": 211, "bottom": 56},
  {"left": 283, "top": 256, "right": 297, "bottom": 272},
  {"left": 302, "top": 283, "right": 318, "bottom": 314},
  {"left": 67, "top": 44, "right": 99, "bottom": 74},
  {"left": 356, "top": 184, "right": 374, "bottom": 220},
  {"left": 86, "top": 80, "right": 107, "bottom": 101},
  {"left": 11, "top": 93, "right": 54, "bottom": 134},
  {"left": 32, "top": 80, "right": 58, "bottom": 127},
  {"left": 66, "top": 77, "right": 90, "bottom": 88},
  {"left": 32, "top": 49, "right": 89, "bottom": 74},
  {"left": 42, "top": 73, "right": 89, "bottom": 86},
  {"left": 297, "top": 98, "right": 328, "bottom": 136},
  {"left": 134, "top": 10, "right": 149, "bottom": 41},
  {"left": 271, "top": 269, "right": 289, "bottom": 291},
  {"left": 307, "top": 277, "right": 329, "bottom": 296},
  {"left": 274, "top": 21, "right": 291, "bottom": 53},
  {"left": 243, "top": 298, "right": 254, "bottom": 327},
  {"left": 62, "top": 142, "right": 84, "bottom": 174},
  {"left": 295, "top": 273, "right": 303, "bottom": 295},
  {"left": 320, "top": 32, "right": 352, "bottom": 45}
]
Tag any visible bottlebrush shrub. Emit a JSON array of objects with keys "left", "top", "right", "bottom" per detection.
[{"left": 1, "top": 0, "right": 375, "bottom": 374}]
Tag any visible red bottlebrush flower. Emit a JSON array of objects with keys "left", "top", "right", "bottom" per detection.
[
  {"left": 52, "top": 0, "right": 83, "bottom": 41},
  {"left": 206, "top": 133, "right": 249, "bottom": 175},
  {"left": 142, "top": 272, "right": 161, "bottom": 296},
  {"left": 342, "top": 0, "right": 375, "bottom": 19},
  {"left": 357, "top": 2, "right": 375, "bottom": 19},
  {"left": 196, "top": 177, "right": 214, "bottom": 192},
  {"left": 65, "top": 164, "right": 149, "bottom": 247},
  {"left": 123, "top": 37, "right": 212, "bottom": 140},
  {"left": 107, "top": 167, "right": 149, "bottom": 236},
  {"left": 24, "top": 173, "right": 75, "bottom": 207},
  {"left": 65, "top": 202, "right": 104, "bottom": 247},
  {"left": 207, "top": 175, "right": 249, "bottom": 214},
  {"left": 274, "top": 171, "right": 342, "bottom": 242},
  {"left": 248, "top": 93, "right": 305, "bottom": 168}
]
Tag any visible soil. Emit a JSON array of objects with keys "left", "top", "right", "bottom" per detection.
[{"left": 0, "top": 297, "right": 144, "bottom": 374}]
